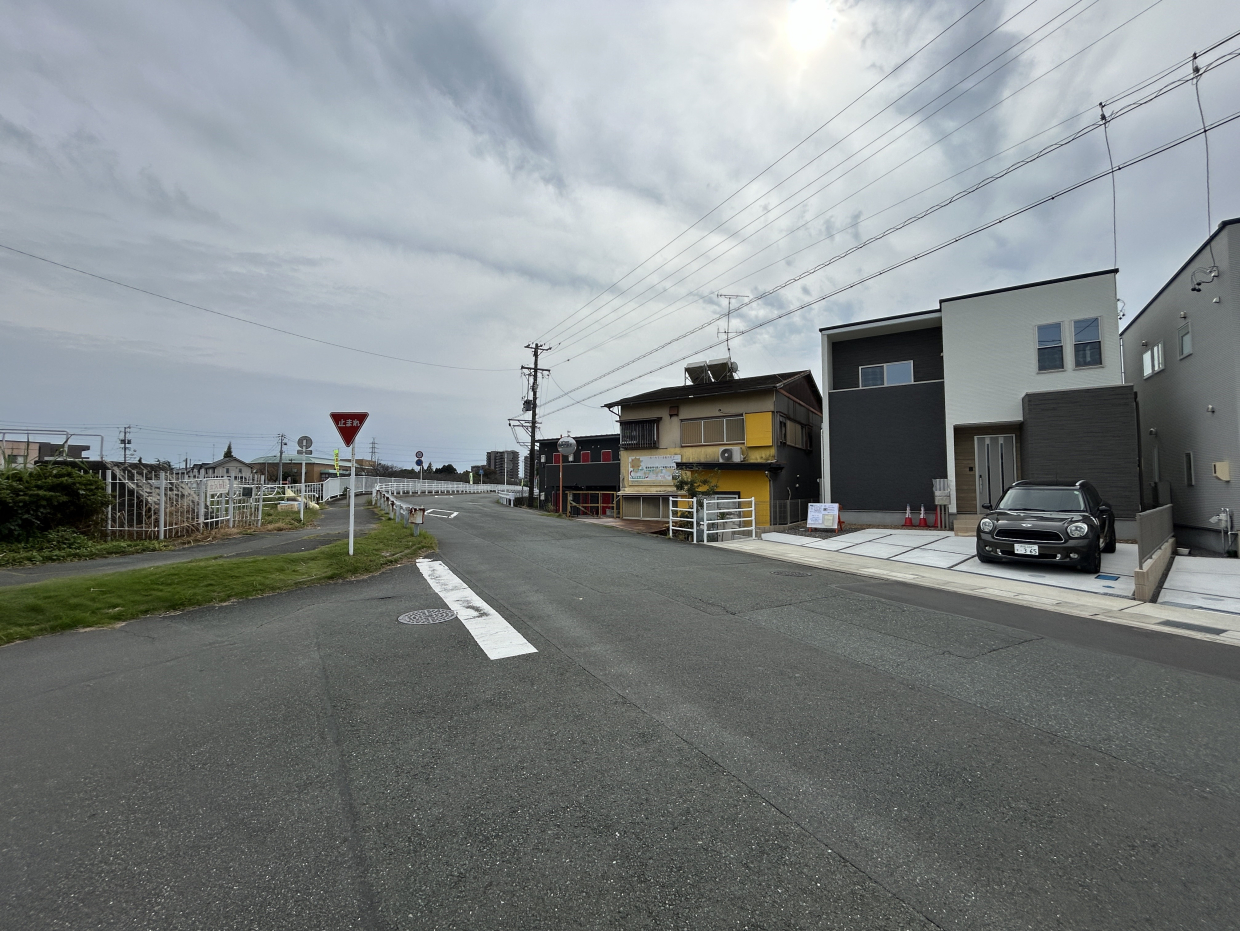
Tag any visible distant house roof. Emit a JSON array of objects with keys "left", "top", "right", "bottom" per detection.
[{"left": 606, "top": 371, "right": 820, "bottom": 409}]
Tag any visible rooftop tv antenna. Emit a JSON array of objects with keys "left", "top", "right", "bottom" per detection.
[{"left": 716, "top": 294, "right": 748, "bottom": 356}]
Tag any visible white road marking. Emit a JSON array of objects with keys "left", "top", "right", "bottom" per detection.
[
  {"left": 415, "top": 559, "right": 537, "bottom": 660},
  {"left": 426, "top": 509, "right": 458, "bottom": 519}
]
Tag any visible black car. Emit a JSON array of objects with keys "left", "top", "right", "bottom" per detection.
[{"left": 975, "top": 480, "right": 1116, "bottom": 574}]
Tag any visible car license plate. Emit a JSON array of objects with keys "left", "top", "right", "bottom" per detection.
[{"left": 1015, "top": 543, "right": 1039, "bottom": 556}]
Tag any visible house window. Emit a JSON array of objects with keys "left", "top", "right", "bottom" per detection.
[
  {"left": 858, "top": 361, "right": 913, "bottom": 387},
  {"left": 1185, "top": 451, "right": 1195, "bottom": 486},
  {"left": 580, "top": 451, "right": 591, "bottom": 463},
  {"left": 1178, "top": 323, "right": 1192, "bottom": 359},
  {"left": 620, "top": 420, "right": 659, "bottom": 448},
  {"left": 681, "top": 416, "right": 745, "bottom": 446},
  {"left": 600, "top": 450, "right": 612, "bottom": 462},
  {"left": 1073, "top": 317, "right": 1102, "bottom": 368},
  {"left": 1037, "top": 323, "right": 1064, "bottom": 371},
  {"left": 778, "top": 415, "right": 812, "bottom": 450},
  {"left": 1142, "top": 342, "right": 1165, "bottom": 378}
]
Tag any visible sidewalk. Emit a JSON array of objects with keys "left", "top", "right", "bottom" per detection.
[
  {"left": 714, "top": 530, "right": 1240, "bottom": 649},
  {"left": 0, "top": 503, "right": 379, "bottom": 588}
]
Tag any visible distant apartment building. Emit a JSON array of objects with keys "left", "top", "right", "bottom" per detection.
[
  {"left": 486, "top": 449, "right": 521, "bottom": 482},
  {"left": 1121, "top": 218, "right": 1239, "bottom": 553}
]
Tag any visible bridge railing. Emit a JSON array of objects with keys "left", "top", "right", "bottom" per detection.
[{"left": 372, "top": 480, "right": 524, "bottom": 500}]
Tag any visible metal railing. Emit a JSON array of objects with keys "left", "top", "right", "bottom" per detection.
[
  {"left": 372, "top": 480, "right": 523, "bottom": 499},
  {"left": 667, "top": 496, "right": 757, "bottom": 543},
  {"left": 106, "top": 467, "right": 262, "bottom": 539},
  {"left": 768, "top": 498, "right": 813, "bottom": 527},
  {"left": 669, "top": 497, "right": 697, "bottom": 542},
  {"left": 374, "top": 486, "right": 429, "bottom": 528}
]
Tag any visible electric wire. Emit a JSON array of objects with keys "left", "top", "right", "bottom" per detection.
[
  {"left": 540, "top": 42, "right": 1240, "bottom": 408},
  {"left": 551, "top": 0, "right": 1168, "bottom": 358},
  {"left": 0, "top": 242, "right": 511, "bottom": 372},
  {"left": 545, "top": 0, "right": 1074, "bottom": 349},
  {"left": 539, "top": 106, "right": 1240, "bottom": 418},
  {"left": 532, "top": 0, "right": 997, "bottom": 344}
]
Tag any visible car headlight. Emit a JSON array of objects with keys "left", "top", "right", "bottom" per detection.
[
  {"left": 1067, "top": 522, "right": 1089, "bottom": 538},
  {"left": 979, "top": 518, "right": 995, "bottom": 533}
]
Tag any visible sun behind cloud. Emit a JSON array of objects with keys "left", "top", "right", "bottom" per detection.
[{"left": 786, "top": 0, "right": 839, "bottom": 54}]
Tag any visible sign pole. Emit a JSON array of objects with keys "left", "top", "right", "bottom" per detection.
[{"left": 349, "top": 442, "right": 356, "bottom": 555}]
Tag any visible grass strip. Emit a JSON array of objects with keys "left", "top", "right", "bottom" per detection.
[
  {"left": 0, "top": 503, "right": 320, "bottom": 568},
  {"left": 0, "top": 515, "right": 435, "bottom": 647}
]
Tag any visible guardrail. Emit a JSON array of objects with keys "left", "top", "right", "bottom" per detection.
[
  {"left": 669, "top": 497, "right": 696, "bottom": 541},
  {"left": 373, "top": 480, "right": 523, "bottom": 498}
]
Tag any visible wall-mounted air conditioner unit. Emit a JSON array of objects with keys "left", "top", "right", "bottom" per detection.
[{"left": 718, "top": 446, "right": 745, "bottom": 463}]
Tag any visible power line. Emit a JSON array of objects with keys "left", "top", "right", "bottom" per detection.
[
  {"left": 543, "top": 0, "right": 1067, "bottom": 351},
  {"left": 540, "top": 105, "right": 1240, "bottom": 418},
  {"left": 542, "top": 41, "right": 1238, "bottom": 408},
  {"left": 0, "top": 242, "right": 511, "bottom": 372},
  {"left": 532, "top": 0, "right": 996, "bottom": 345},
  {"left": 551, "top": 0, "right": 1161, "bottom": 359}
]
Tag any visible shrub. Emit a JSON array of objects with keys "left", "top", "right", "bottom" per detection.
[{"left": 0, "top": 465, "right": 111, "bottom": 543}]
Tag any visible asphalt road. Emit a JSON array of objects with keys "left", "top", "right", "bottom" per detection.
[
  {"left": 2, "top": 495, "right": 1238, "bottom": 930},
  {"left": 0, "top": 499, "right": 379, "bottom": 587}
]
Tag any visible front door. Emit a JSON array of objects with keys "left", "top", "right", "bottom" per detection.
[{"left": 974, "top": 434, "right": 1016, "bottom": 512}]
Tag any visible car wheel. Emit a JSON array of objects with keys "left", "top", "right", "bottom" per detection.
[
  {"left": 976, "top": 543, "right": 998, "bottom": 564},
  {"left": 1102, "top": 523, "right": 1116, "bottom": 554},
  {"left": 1079, "top": 546, "right": 1102, "bottom": 574}
]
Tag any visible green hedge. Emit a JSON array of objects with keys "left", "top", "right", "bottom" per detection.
[{"left": 0, "top": 465, "right": 111, "bottom": 543}]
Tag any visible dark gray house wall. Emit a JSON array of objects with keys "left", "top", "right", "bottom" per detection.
[
  {"left": 828, "top": 381, "right": 948, "bottom": 511},
  {"left": 831, "top": 327, "right": 944, "bottom": 390},
  {"left": 1021, "top": 385, "right": 1141, "bottom": 518},
  {"left": 772, "top": 391, "right": 823, "bottom": 504}
]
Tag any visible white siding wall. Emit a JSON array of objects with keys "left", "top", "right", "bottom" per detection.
[{"left": 941, "top": 272, "right": 1121, "bottom": 511}]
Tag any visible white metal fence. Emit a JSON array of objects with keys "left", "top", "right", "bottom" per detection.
[
  {"left": 106, "top": 467, "right": 262, "bottom": 539},
  {"left": 668, "top": 496, "right": 757, "bottom": 543},
  {"left": 373, "top": 480, "right": 523, "bottom": 499}
]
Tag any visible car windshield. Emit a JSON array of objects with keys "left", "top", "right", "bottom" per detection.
[{"left": 997, "top": 487, "right": 1086, "bottom": 512}]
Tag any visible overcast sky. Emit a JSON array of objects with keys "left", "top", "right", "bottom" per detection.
[{"left": 2, "top": 0, "right": 1238, "bottom": 469}]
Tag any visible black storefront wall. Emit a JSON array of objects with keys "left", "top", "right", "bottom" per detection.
[
  {"left": 828, "top": 381, "right": 948, "bottom": 511},
  {"left": 1020, "top": 385, "right": 1141, "bottom": 519}
]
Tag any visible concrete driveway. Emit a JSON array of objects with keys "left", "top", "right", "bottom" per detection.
[
  {"left": 1159, "top": 556, "right": 1240, "bottom": 614},
  {"left": 763, "top": 528, "right": 1139, "bottom": 598}
]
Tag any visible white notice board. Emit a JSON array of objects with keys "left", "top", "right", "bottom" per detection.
[{"left": 807, "top": 503, "right": 839, "bottom": 530}]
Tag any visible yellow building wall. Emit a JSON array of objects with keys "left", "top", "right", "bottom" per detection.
[
  {"left": 744, "top": 412, "right": 773, "bottom": 447},
  {"left": 682, "top": 467, "right": 771, "bottom": 526}
]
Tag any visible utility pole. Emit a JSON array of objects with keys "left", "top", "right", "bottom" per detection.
[
  {"left": 368, "top": 437, "right": 377, "bottom": 472},
  {"left": 276, "top": 433, "right": 286, "bottom": 484},
  {"left": 523, "top": 342, "right": 551, "bottom": 508},
  {"left": 119, "top": 425, "right": 132, "bottom": 465}
]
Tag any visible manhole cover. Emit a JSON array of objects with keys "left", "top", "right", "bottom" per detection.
[
  {"left": 398, "top": 609, "right": 456, "bottom": 625},
  {"left": 772, "top": 570, "right": 811, "bottom": 577}
]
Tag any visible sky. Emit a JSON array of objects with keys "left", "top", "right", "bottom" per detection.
[{"left": 2, "top": 0, "right": 1239, "bottom": 470}]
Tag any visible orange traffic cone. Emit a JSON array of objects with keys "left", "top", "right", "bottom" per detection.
[
  {"left": 918, "top": 505, "right": 928, "bottom": 527},
  {"left": 930, "top": 506, "right": 939, "bottom": 529},
  {"left": 903, "top": 505, "right": 913, "bottom": 527}
]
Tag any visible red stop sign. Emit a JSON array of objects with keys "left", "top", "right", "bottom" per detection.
[{"left": 330, "top": 412, "right": 369, "bottom": 447}]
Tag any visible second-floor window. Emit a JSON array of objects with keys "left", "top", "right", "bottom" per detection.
[
  {"left": 779, "top": 415, "right": 813, "bottom": 450},
  {"left": 1073, "top": 317, "right": 1102, "bottom": 367},
  {"left": 1037, "top": 323, "right": 1063, "bottom": 372},
  {"left": 682, "top": 416, "right": 745, "bottom": 446},
  {"left": 620, "top": 420, "right": 659, "bottom": 448},
  {"left": 1142, "top": 342, "right": 1165, "bottom": 378},
  {"left": 859, "top": 361, "right": 913, "bottom": 387}
]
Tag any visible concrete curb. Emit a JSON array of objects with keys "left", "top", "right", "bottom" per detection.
[{"left": 712, "top": 538, "right": 1240, "bottom": 649}]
